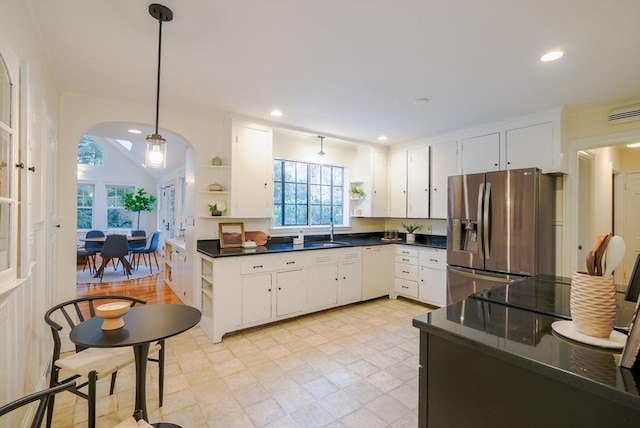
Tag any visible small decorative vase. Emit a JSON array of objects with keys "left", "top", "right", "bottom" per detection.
[
  {"left": 211, "top": 210, "right": 222, "bottom": 216},
  {"left": 570, "top": 271, "right": 616, "bottom": 338},
  {"left": 208, "top": 183, "right": 223, "bottom": 191},
  {"left": 406, "top": 233, "right": 416, "bottom": 243},
  {"left": 212, "top": 156, "right": 222, "bottom": 166}
]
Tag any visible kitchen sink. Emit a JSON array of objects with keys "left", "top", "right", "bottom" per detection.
[{"left": 305, "top": 241, "right": 352, "bottom": 248}]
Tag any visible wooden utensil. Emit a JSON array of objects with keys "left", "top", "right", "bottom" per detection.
[
  {"left": 594, "top": 233, "right": 612, "bottom": 276},
  {"left": 586, "top": 234, "right": 608, "bottom": 276},
  {"left": 244, "top": 231, "right": 270, "bottom": 246},
  {"left": 603, "top": 235, "right": 626, "bottom": 277}
]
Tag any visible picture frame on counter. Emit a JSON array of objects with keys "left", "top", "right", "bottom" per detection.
[{"left": 218, "top": 222, "right": 245, "bottom": 248}]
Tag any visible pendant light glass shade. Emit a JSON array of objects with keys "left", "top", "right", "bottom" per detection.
[{"left": 145, "top": 133, "right": 167, "bottom": 168}]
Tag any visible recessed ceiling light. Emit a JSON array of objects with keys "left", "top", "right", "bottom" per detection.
[
  {"left": 270, "top": 110, "right": 283, "bottom": 117},
  {"left": 378, "top": 135, "right": 388, "bottom": 141},
  {"left": 540, "top": 50, "right": 564, "bottom": 62},
  {"left": 413, "top": 97, "right": 430, "bottom": 105},
  {"left": 627, "top": 142, "right": 640, "bottom": 148},
  {"left": 128, "top": 129, "right": 142, "bottom": 134}
]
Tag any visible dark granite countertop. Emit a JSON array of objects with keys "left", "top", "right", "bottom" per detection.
[
  {"left": 413, "top": 279, "right": 640, "bottom": 411},
  {"left": 197, "top": 232, "right": 447, "bottom": 258}
]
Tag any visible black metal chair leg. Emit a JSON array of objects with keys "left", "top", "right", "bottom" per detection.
[
  {"left": 88, "top": 371, "right": 97, "bottom": 428},
  {"left": 109, "top": 371, "right": 118, "bottom": 395},
  {"left": 46, "top": 368, "right": 59, "bottom": 428}
]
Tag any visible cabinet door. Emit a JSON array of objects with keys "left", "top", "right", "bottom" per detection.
[
  {"left": 419, "top": 267, "right": 446, "bottom": 307},
  {"left": 430, "top": 141, "right": 457, "bottom": 219},
  {"left": 388, "top": 150, "right": 408, "bottom": 218},
  {"left": 408, "top": 146, "right": 430, "bottom": 218},
  {"left": 371, "top": 149, "right": 388, "bottom": 217},
  {"left": 461, "top": 133, "right": 500, "bottom": 174},
  {"left": 232, "top": 122, "right": 273, "bottom": 218},
  {"left": 338, "top": 261, "right": 362, "bottom": 304},
  {"left": 505, "top": 122, "right": 553, "bottom": 171},
  {"left": 241, "top": 273, "right": 272, "bottom": 325},
  {"left": 306, "top": 264, "right": 338, "bottom": 311},
  {"left": 276, "top": 269, "right": 305, "bottom": 317}
]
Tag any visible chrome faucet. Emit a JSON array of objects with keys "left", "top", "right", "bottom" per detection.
[{"left": 330, "top": 221, "right": 334, "bottom": 242}]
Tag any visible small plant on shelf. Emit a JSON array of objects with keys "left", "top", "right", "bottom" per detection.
[
  {"left": 350, "top": 186, "right": 366, "bottom": 199},
  {"left": 208, "top": 201, "right": 227, "bottom": 216},
  {"left": 401, "top": 223, "right": 423, "bottom": 233}
]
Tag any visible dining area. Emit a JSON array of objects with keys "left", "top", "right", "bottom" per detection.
[{"left": 77, "top": 230, "right": 162, "bottom": 283}]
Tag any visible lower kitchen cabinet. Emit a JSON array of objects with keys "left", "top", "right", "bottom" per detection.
[
  {"left": 276, "top": 269, "right": 305, "bottom": 317},
  {"left": 306, "top": 264, "right": 339, "bottom": 311},
  {"left": 338, "top": 260, "right": 362, "bottom": 305},
  {"left": 391, "top": 245, "right": 447, "bottom": 307},
  {"left": 241, "top": 272, "right": 272, "bottom": 325}
]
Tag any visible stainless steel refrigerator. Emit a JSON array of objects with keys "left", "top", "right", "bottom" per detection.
[{"left": 446, "top": 167, "right": 555, "bottom": 305}]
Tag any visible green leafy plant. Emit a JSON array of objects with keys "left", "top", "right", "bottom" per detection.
[
  {"left": 350, "top": 186, "right": 366, "bottom": 199},
  {"left": 208, "top": 201, "right": 227, "bottom": 215},
  {"left": 123, "top": 188, "right": 157, "bottom": 229},
  {"left": 401, "top": 223, "right": 423, "bottom": 234}
]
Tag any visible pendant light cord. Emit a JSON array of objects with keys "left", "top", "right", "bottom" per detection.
[{"left": 154, "top": 19, "right": 163, "bottom": 135}]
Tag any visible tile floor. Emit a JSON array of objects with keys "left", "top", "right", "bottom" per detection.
[{"left": 51, "top": 297, "right": 434, "bottom": 427}]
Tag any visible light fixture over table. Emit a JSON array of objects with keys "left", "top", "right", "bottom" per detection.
[
  {"left": 146, "top": 3, "right": 173, "bottom": 168},
  {"left": 318, "top": 135, "right": 326, "bottom": 157}
]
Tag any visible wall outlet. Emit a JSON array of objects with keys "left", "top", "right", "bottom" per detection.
[{"left": 425, "top": 225, "right": 433, "bottom": 234}]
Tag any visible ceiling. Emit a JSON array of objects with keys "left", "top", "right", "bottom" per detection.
[{"left": 26, "top": 0, "right": 640, "bottom": 150}]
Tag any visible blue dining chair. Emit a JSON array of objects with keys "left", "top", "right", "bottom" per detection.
[
  {"left": 125, "top": 230, "right": 146, "bottom": 269},
  {"left": 84, "top": 230, "right": 105, "bottom": 273},
  {"left": 130, "top": 230, "right": 161, "bottom": 273},
  {"left": 96, "top": 235, "right": 131, "bottom": 281}
]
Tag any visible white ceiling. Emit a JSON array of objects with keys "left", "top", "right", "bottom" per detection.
[{"left": 27, "top": 0, "right": 640, "bottom": 148}]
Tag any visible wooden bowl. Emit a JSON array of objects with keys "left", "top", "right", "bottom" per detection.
[{"left": 95, "top": 302, "right": 130, "bottom": 330}]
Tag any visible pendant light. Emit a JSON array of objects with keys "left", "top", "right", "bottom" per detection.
[
  {"left": 318, "top": 136, "right": 326, "bottom": 157},
  {"left": 145, "top": 3, "right": 173, "bottom": 168}
]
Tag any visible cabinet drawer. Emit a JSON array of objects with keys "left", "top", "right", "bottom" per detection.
[
  {"left": 395, "top": 246, "right": 419, "bottom": 258},
  {"left": 274, "top": 254, "right": 306, "bottom": 270},
  {"left": 394, "top": 263, "right": 418, "bottom": 281},
  {"left": 420, "top": 250, "right": 447, "bottom": 270},
  {"left": 306, "top": 251, "right": 339, "bottom": 265},
  {"left": 394, "top": 278, "right": 418, "bottom": 298},
  {"left": 341, "top": 250, "right": 362, "bottom": 263},
  {"left": 395, "top": 254, "right": 418, "bottom": 266},
  {"left": 240, "top": 256, "right": 274, "bottom": 274}
]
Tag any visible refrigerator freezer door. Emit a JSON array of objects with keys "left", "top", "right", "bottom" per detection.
[
  {"left": 447, "top": 173, "right": 486, "bottom": 270},
  {"left": 484, "top": 168, "right": 538, "bottom": 275}
]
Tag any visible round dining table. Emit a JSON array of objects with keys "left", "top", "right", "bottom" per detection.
[{"left": 70, "top": 304, "right": 202, "bottom": 425}]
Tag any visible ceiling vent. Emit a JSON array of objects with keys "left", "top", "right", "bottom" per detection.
[{"left": 608, "top": 106, "right": 640, "bottom": 125}]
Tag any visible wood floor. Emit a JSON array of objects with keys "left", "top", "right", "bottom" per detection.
[{"left": 76, "top": 253, "right": 183, "bottom": 305}]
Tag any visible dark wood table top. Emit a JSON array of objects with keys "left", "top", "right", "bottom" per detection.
[
  {"left": 81, "top": 235, "right": 147, "bottom": 243},
  {"left": 70, "top": 304, "right": 201, "bottom": 348}
]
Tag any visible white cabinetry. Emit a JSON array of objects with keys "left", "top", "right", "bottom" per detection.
[
  {"left": 430, "top": 141, "right": 458, "bottom": 219},
  {"left": 353, "top": 146, "right": 389, "bottom": 217},
  {"left": 419, "top": 248, "right": 447, "bottom": 307},
  {"left": 199, "top": 255, "right": 242, "bottom": 343},
  {"left": 461, "top": 133, "right": 500, "bottom": 175},
  {"left": 392, "top": 246, "right": 419, "bottom": 298},
  {"left": 164, "top": 240, "right": 191, "bottom": 304},
  {"left": 388, "top": 150, "right": 408, "bottom": 218},
  {"left": 241, "top": 272, "right": 273, "bottom": 325},
  {"left": 362, "top": 245, "right": 393, "bottom": 299},
  {"left": 306, "top": 250, "right": 339, "bottom": 311},
  {"left": 276, "top": 269, "right": 305, "bottom": 317},
  {"left": 231, "top": 120, "right": 273, "bottom": 218},
  {"left": 504, "top": 122, "right": 555, "bottom": 171},
  {"left": 408, "top": 146, "right": 430, "bottom": 218},
  {"left": 337, "top": 250, "right": 362, "bottom": 305}
]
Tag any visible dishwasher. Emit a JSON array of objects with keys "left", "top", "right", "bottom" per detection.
[{"left": 362, "top": 245, "right": 393, "bottom": 300}]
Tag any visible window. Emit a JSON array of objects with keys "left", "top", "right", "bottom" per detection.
[
  {"left": 77, "top": 184, "right": 94, "bottom": 229},
  {"left": 106, "top": 185, "right": 134, "bottom": 228},
  {"left": 0, "top": 49, "right": 17, "bottom": 284},
  {"left": 273, "top": 159, "right": 344, "bottom": 227},
  {"left": 77, "top": 135, "right": 103, "bottom": 165}
]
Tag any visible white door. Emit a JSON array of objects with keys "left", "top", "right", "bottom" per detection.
[
  {"left": 306, "top": 264, "right": 338, "bottom": 310},
  {"left": 388, "top": 150, "right": 407, "bottom": 218},
  {"left": 160, "top": 184, "right": 175, "bottom": 242},
  {"left": 371, "top": 149, "right": 388, "bottom": 217},
  {"left": 338, "top": 262, "right": 362, "bottom": 304},
  {"left": 504, "top": 122, "right": 553, "bottom": 170},
  {"left": 577, "top": 153, "right": 594, "bottom": 272},
  {"left": 623, "top": 171, "right": 640, "bottom": 283},
  {"left": 430, "top": 141, "right": 458, "bottom": 219},
  {"left": 241, "top": 273, "right": 272, "bottom": 325},
  {"left": 407, "top": 146, "right": 430, "bottom": 218}
]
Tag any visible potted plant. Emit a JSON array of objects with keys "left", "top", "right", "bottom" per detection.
[
  {"left": 208, "top": 201, "right": 227, "bottom": 216},
  {"left": 402, "top": 222, "right": 423, "bottom": 243},
  {"left": 123, "top": 188, "right": 157, "bottom": 230},
  {"left": 350, "top": 186, "right": 366, "bottom": 199}
]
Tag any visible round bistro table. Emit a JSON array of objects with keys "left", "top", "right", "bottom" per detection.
[{"left": 70, "top": 304, "right": 201, "bottom": 425}]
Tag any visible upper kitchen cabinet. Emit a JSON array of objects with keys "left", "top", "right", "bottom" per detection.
[
  {"left": 461, "top": 133, "right": 500, "bottom": 175},
  {"left": 388, "top": 146, "right": 431, "bottom": 219},
  {"left": 231, "top": 120, "right": 273, "bottom": 218},
  {"left": 430, "top": 141, "right": 458, "bottom": 219},
  {"left": 388, "top": 150, "right": 408, "bottom": 218},
  {"left": 408, "top": 146, "right": 430, "bottom": 218},
  {"left": 504, "top": 122, "right": 556, "bottom": 172},
  {"left": 353, "top": 146, "right": 388, "bottom": 217}
]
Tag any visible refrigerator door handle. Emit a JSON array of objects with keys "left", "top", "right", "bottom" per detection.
[
  {"left": 483, "top": 182, "right": 491, "bottom": 259},
  {"left": 477, "top": 183, "right": 485, "bottom": 259}
]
